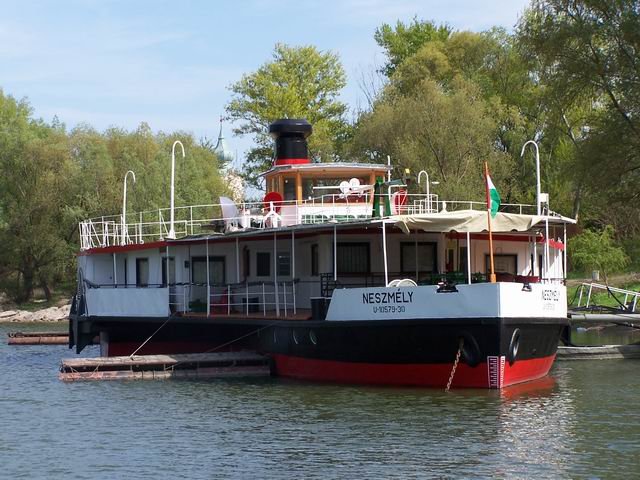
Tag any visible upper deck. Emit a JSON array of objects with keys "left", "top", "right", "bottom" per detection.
[{"left": 78, "top": 191, "right": 554, "bottom": 251}]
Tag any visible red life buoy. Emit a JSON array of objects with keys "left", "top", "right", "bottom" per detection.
[{"left": 263, "top": 191, "right": 283, "bottom": 213}]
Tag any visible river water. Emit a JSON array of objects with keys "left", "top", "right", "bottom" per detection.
[{"left": 1, "top": 323, "right": 639, "bottom": 479}]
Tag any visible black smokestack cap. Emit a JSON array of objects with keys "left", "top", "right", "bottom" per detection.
[{"left": 269, "top": 118, "right": 312, "bottom": 166}]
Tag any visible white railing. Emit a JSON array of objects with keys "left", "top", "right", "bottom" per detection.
[
  {"left": 207, "top": 281, "right": 297, "bottom": 317},
  {"left": 78, "top": 193, "right": 539, "bottom": 250},
  {"left": 576, "top": 282, "right": 640, "bottom": 312}
]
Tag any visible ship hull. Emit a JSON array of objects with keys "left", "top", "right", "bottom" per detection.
[
  {"left": 259, "top": 318, "right": 564, "bottom": 388},
  {"left": 74, "top": 315, "right": 566, "bottom": 389}
]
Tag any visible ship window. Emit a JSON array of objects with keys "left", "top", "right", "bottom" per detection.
[
  {"left": 191, "top": 256, "right": 225, "bottom": 285},
  {"left": 257, "top": 252, "right": 270, "bottom": 277},
  {"left": 283, "top": 177, "right": 296, "bottom": 201},
  {"left": 161, "top": 257, "right": 175, "bottom": 287},
  {"left": 136, "top": 258, "right": 149, "bottom": 287},
  {"left": 485, "top": 254, "right": 517, "bottom": 275},
  {"left": 311, "top": 244, "right": 319, "bottom": 276},
  {"left": 277, "top": 252, "right": 291, "bottom": 277},
  {"left": 400, "top": 242, "right": 436, "bottom": 274},
  {"left": 244, "top": 247, "right": 250, "bottom": 278},
  {"left": 336, "top": 243, "right": 370, "bottom": 274}
]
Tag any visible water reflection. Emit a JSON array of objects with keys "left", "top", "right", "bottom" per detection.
[{"left": 1, "top": 323, "right": 639, "bottom": 479}]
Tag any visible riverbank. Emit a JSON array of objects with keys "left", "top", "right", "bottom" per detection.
[{"left": 0, "top": 304, "right": 69, "bottom": 323}]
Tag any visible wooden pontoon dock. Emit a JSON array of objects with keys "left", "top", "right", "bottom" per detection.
[{"left": 59, "top": 351, "right": 271, "bottom": 382}]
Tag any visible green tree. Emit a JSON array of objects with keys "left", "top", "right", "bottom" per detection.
[
  {"left": 569, "top": 226, "right": 629, "bottom": 282},
  {"left": 226, "top": 43, "right": 349, "bottom": 187},
  {"left": 517, "top": 0, "right": 640, "bottom": 235},
  {"left": 0, "top": 91, "right": 75, "bottom": 301},
  {"left": 351, "top": 77, "right": 513, "bottom": 200},
  {"left": 374, "top": 17, "right": 452, "bottom": 77}
]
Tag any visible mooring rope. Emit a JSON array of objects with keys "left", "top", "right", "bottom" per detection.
[
  {"left": 129, "top": 317, "right": 173, "bottom": 358},
  {"left": 445, "top": 338, "right": 464, "bottom": 392}
]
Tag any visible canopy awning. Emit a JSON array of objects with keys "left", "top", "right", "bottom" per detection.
[{"left": 392, "top": 210, "right": 575, "bottom": 234}]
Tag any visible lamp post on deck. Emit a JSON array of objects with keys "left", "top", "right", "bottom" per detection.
[
  {"left": 168, "top": 140, "right": 185, "bottom": 239},
  {"left": 417, "top": 170, "right": 439, "bottom": 213},
  {"left": 121, "top": 170, "right": 136, "bottom": 246},
  {"left": 520, "top": 140, "right": 542, "bottom": 216}
]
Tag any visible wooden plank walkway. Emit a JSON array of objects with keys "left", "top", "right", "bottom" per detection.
[{"left": 59, "top": 351, "right": 271, "bottom": 382}]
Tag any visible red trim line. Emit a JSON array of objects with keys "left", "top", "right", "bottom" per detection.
[
  {"left": 271, "top": 353, "right": 556, "bottom": 389},
  {"left": 274, "top": 158, "right": 310, "bottom": 165}
]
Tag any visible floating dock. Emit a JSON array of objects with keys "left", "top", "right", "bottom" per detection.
[
  {"left": 557, "top": 344, "right": 640, "bottom": 360},
  {"left": 59, "top": 351, "right": 271, "bottom": 382},
  {"left": 8, "top": 331, "right": 69, "bottom": 345}
]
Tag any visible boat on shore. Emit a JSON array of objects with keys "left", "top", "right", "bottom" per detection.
[{"left": 69, "top": 119, "right": 575, "bottom": 388}]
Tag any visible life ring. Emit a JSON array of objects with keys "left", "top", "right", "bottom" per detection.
[
  {"left": 459, "top": 332, "right": 481, "bottom": 367},
  {"left": 391, "top": 190, "right": 408, "bottom": 215},
  {"left": 508, "top": 328, "right": 521, "bottom": 365},
  {"left": 263, "top": 191, "right": 283, "bottom": 213}
]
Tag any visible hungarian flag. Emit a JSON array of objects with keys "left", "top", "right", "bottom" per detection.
[{"left": 486, "top": 173, "right": 501, "bottom": 218}]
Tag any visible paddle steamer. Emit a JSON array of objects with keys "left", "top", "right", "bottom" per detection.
[{"left": 69, "top": 119, "right": 574, "bottom": 388}]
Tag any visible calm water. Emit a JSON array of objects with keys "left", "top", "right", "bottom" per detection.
[{"left": 1, "top": 323, "right": 639, "bottom": 479}]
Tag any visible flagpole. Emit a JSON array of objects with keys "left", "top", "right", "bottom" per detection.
[{"left": 484, "top": 162, "right": 496, "bottom": 283}]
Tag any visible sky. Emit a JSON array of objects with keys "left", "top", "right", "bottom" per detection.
[{"left": 1, "top": 0, "right": 531, "bottom": 164}]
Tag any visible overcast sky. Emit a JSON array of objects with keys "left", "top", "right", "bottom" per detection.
[{"left": 1, "top": 0, "right": 530, "bottom": 161}]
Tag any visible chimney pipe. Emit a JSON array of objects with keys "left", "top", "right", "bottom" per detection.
[{"left": 269, "top": 119, "right": 312, "bottom": 166}]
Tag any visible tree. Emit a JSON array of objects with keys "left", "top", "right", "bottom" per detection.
[
  {"left": 351, "top": 77, "right": 513, "bottom": 201},
  {"left": 569, "top": 226, "right": 629, "bottom": 282},
  {"left": 0, "top": 91, "right": 75, "bottom": 301},
  {"left": 226, "top": 43, "right": 349, "bottom": 187},
  {"left": 517, "top": 0, "right": 640, "bottom": 235},
  {"left": 374, "top": 18, "right": 452, "bottom": 77}
]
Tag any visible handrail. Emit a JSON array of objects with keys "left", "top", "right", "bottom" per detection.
[{"left": 78, "top": 194, "right": 543, "bottom": 250}]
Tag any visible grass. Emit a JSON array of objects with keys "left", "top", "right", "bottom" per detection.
[{"left": 567, "top": 272, "right": 640, "bottom": 309}]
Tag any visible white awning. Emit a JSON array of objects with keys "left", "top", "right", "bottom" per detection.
[{"left": 392, "top": 210, "right": 575, "bottom": 234}]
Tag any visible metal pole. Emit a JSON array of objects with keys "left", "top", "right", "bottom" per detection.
[
  {"left": 169, "top": 140, "right": 185, "bottom": 239},
  {"left": 520, "top": 140, "right": 541, "bottom": 216},
  {"left": 274, "top": 231, "right": 279, "bottom": 316},
  {"left": 291, "top": 230, "right": 296, "bottom": 279},
  {"left": 206, "top": 238, "right": 210, "bottom": 317},
  {"left": 113, "top": 253, "right": 117, "bottom": 286},
  {"left": 563, "top": 223, "right": 567, "bottom": 281},
  {"left": 333, "top": 225, "right": 337, "bottom": 282},
  {"left": 414, "top": 232, "right": 418, "bottom": 282},
  {"left": 382, "top": 221, "right": 389, "bottom": 286},
  {"left": 466, "top": 232, "right": 471, "bottom": 284},
  {"left": 122, "top": 170, "right": 136, "bottom": 246},
  {"left": 291, "top": 230, "right": 296, "bottom": 314},
  {"left": 545, "top": 217, "right": 550, "bottom": 281},
  {"left": 235, "top": 237, "right": 240, "bottom": 283}
]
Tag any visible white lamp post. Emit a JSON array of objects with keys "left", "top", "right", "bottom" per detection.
[
  {"left": 121, "top": 170, "right": 136, "bottom": 246},
  {"left": 520, "top": 140, "right": 542, "bottom": 216},
  {"left": 169, "top": 140, "right": 185, "bottom": 239},
  {"left": 418, "top": 170, "right": 439, "bottom": 213}
]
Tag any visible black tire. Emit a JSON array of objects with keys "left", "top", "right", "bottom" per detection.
[
  {"left": 508, "top": 328, "right": 521, "bottom": 365},
  {"left": 460, "top": 333, "right": 481, "bottom": 367}
]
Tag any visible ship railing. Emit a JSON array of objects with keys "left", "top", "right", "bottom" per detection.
[
  {"left": 197, "top": 281, "right": 298, "bottom": 317},
  {"left": 575, "top": 282, "right": 640, "bottom": 312},
  {"left": 77, "top": 196, "right": 540, "bottom": 250}
]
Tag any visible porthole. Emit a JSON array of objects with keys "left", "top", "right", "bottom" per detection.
[
  {"left": 273, "top": 329, "right": 277, "bottom": 344},
  {"left": 309, "top": 330, "right": 317, "bottom": 345}
]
